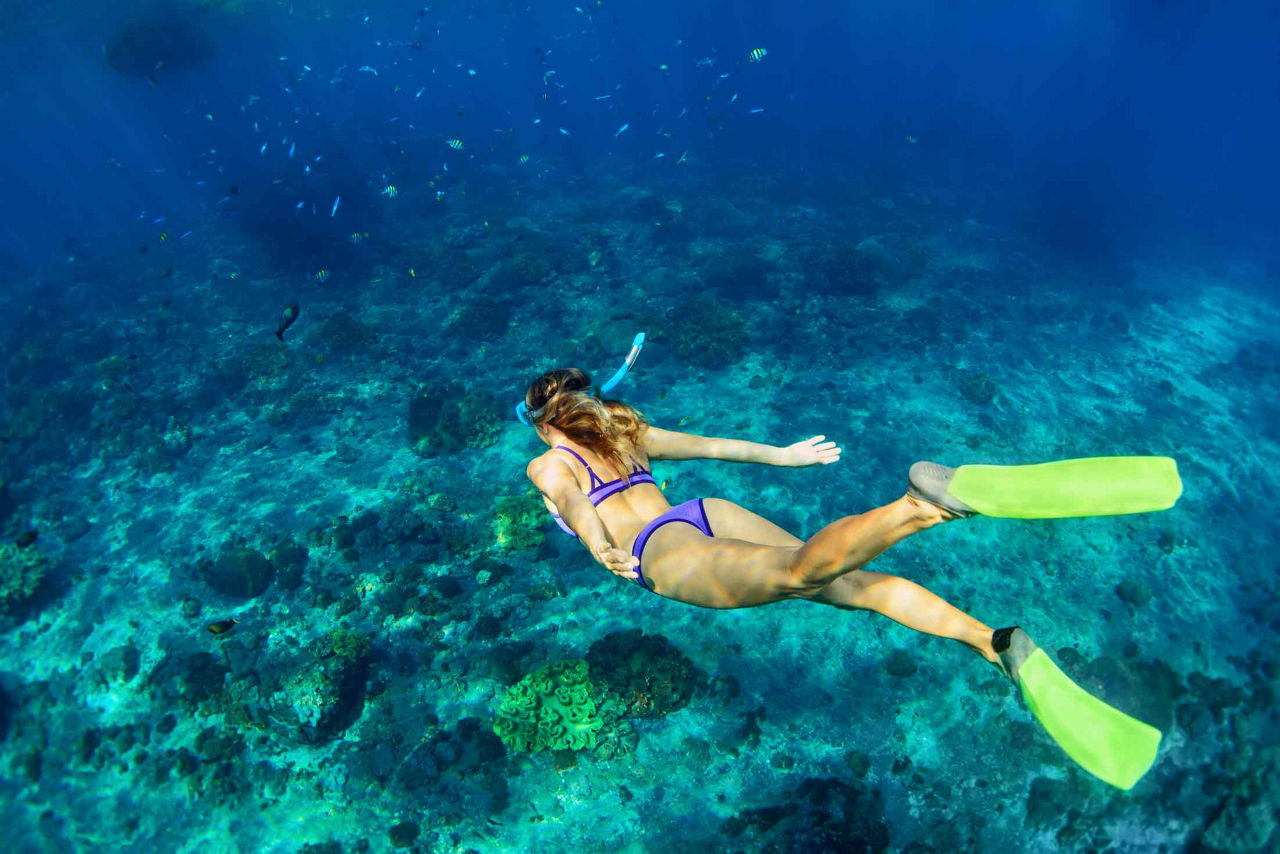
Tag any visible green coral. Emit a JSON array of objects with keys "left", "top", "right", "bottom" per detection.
[
  {"left": 326, "top": 627, "right": 371, "bottom": 662},
  {"left": 493, "top": 493, "right": 546, "bottom": 552},
  {"left": 0, "top": 542, "right": 47, "bottom": 609},
  {"left": 493, "top": 660, "right": 614, "bottom": 753}
]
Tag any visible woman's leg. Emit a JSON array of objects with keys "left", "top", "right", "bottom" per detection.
[
  {"left": 644, "top": 495, "right": 951, "bottom": 609},
  {"left": 784, "top": 495, "right": 950, "bottom": 591},
  {"left": 809, "top": 571, "right": 999, "bottom": 664}
]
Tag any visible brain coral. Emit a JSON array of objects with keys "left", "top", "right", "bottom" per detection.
[{"left": 493, "top": 659, "right": 632, "bottom": 754}]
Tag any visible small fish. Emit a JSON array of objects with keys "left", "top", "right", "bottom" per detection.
[
  {"left": 415, "top": 87, "right": 426, "bottom": 99},
  {"left": 661, "top": 479, "right": 670, "bottom": 490},
  {"left": 158, "top": 232, "right": 168, "bottom": 244},
  {"left": 208, "top": 618, "right": 239, "bottom": 635},
  {"left": 276, "top": 301, "right": 301, "bottom": 340},
  {"left": 749, "top": 108, "right": 764, "bottom": 114},
  {"left": 731, "top": 93, "right": 738, "bottom": 103},
  {"left": 519, "top": 154, "right": 529, "bottom": 164},
  {"left": 677, "top": 150, "right": 688, "bottom": 164},
  {"left": 904, "top": 135, "right": 918, "bottom": 144},
  {"left": 330, "top": 195, "right": 341, "bottom": 217},
  {"left": 614, "top": 123, "right": 630, "bottom": 137},
  {"left": 259, "top": 142, "right": 268, "bottom": 155},
  {"left": 159, "top": 265, "right": 173, "bottom": 279},
  {"left": 381, "top": 184, "right": 398, "bottom": 198},
  {"left": 295, "top": 201, "right": 305, "bottom": 211},
  {"left": 446, "top": 138, "right": 464, "bottom": 150},
  {"left": 695, "top": 56, "right": 715, "bottom": 67},
  {"left": 678, "top": 415, "right": 691, "bottom": 427},
  {"left": 594, "top": 95, "right": 612, "bottom": 101},
  {"left": 288, "top": 141, "right": 296, "bottom": 158},
  {"left": 309, "top": 269, "right": 330, "bottom": 283},
  {"left": 435, "top": 190, "right": 445, "bottom": 201},
  {"left": 654, "top": 152, "right": 665, "bottom": 158},
  {"left": 359, "top": 65, "right": 378, "bottom": 76},
  {"left": 559, "top": 128, "right": 569, "bottom": 135},
  {"left": 349, "top": 232, "right": 367, "bottom": 244},
  {"left": 748, "top": 48, "right": 767, "bottom": 62}
]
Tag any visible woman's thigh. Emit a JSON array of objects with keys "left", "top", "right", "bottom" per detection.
[
  {"left": 640, "top": 521, "right": 799, "bottom": 609},
  {"left": 701, "top": 498, "right": 805, "bottom": 547}
]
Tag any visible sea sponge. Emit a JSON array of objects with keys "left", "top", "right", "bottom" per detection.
[{"left": 493, "top": 660, "right": 624, "bottom": 753}]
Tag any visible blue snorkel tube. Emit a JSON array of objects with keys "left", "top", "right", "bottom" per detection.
[{"left": 516, "top": 332, "right": 646, "bottom": 425}]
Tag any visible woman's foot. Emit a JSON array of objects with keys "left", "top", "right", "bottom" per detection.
[
  {"left": 903, "top": 492, "right": 960, "bottom": 525},
  {"left": 907, "top": 461, "right": 977, "bottom": 518}
]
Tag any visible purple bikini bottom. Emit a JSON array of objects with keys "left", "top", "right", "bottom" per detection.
[{"left": 630, "top": 499, "right": 715, "bottom": 592}]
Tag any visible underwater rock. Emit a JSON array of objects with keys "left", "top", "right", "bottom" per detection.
[
  {"left": 269, "top": 539, "right": 308, "bottom": 591},
  {"left": 1114, "top": 578, "right": 1153, "bottom": 608},
  {"left": 318, "top": 312, "right": 375, "bottom": 356},
  {"left": 844, "top": 749, "right": 871, "bottom": 779},
  {"left": 276, "top": 655, "right": 367, "bottom": 745},
  {"left": 585, "top": 629, "right": 706, "bottom": 718},
  {"left": 700, "top": 252, "right": 775, "bottom": 300},
  {"left": 0, "top": 541, "right": 48, "bottom": 610},
  {"left": 96, "top": 645, "right": 142, "bottom": 684},
  {"left": 956, "top": 369, "right": 999, "bottom": 406},
  {"left": 147, "top": 651, "right": 229, "bottom": 709},
  {"left": 203, "top": 547, "right": 274, "bottom": 599},
  {"left": 1203, "top": 799, "right": 1277, "bottom": 852},
  {"left": 883, "top": 648, "right": 918, "bottom": 678},
  {"left": 723, "top": 777, "right": 890, "bottom": 853},
  {"left": 1025, "top": 776, "right": 1072, "bottom": 830},
  {"left": 1077, "top": 655, "right": 1182, "bottom": 732},
  {"left": 656, "top": 298, "right": 749, "bottom": 368},
  {"left": 396, "top": 717, "right": 509, "bottom": 822},
  {"left": 388, "top": 822, "right": 420, "bottom": 849},
  {"left": 407, "top": 382, "right": 502, "bottom": 457}
]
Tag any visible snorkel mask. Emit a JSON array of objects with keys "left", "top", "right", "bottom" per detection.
[{"left": 516, "top": 332, "right": 646, "bottom": 425}]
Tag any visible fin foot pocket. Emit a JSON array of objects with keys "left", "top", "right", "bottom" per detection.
[{"left": 907, "top": 461, "right": 977, "bottom": 518}]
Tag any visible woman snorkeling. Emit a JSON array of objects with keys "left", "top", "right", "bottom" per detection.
[
  {"left": 517, "top": 336, "right": 1182, "bottom": 789},
  {"left": 522, "top": 366, "right": 999, "bottom": 662}
]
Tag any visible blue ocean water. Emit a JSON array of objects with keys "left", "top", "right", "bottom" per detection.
[{"left": 0, "top": 1, "right": 1277, "bottom": 851}]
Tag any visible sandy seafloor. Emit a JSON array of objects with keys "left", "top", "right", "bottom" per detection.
[{"left": 0, "top": 169, "right": 1276, "bottom": 853}]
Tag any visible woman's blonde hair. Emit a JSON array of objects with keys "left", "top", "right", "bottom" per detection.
[{"left": 523, "top": 368, "right": 648, "bottom": 474}]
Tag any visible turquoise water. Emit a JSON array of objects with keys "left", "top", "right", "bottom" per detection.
[{"left": 1, "top": 2, "right": 1278, "bottom": 852}]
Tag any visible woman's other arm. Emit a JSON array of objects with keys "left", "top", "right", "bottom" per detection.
[
  {"left": 643, "top": 426, "right": 840, "bottom": 467},
  {"left": 526, "top": 457, "right": 639, "bottom": 577}
]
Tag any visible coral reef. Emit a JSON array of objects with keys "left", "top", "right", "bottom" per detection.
[
  {"left": 0, "top": 541, "right": 46, "bottom": 610},
  {"left": 492, "top": 659, "right": 635, "bottom": 756}
]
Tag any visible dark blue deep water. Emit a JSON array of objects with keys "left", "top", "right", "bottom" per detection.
[{"left": 1, "top": 2, "right": 1277, "bottom": 852}]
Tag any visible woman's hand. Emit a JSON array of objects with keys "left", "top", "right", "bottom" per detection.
[
  {"left": 594, "top": 541, "right": 640, "bottom": 581},
  {"left": 781, "top": 435, "right": 842, "bottom": 467}
]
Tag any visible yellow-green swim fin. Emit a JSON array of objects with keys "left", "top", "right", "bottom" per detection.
[
  {"left": 993, "top": 627, "right": 1162, "bottom": 790},
  {"left": 909, "top": 456, "right": 1182, "bottom": 519}
]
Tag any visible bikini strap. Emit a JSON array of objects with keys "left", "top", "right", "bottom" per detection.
[{"left": 554, "top": 445, "right": 605, "bottom": 489}]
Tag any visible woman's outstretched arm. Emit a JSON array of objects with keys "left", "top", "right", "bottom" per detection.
[{"left": 644, "top": 426, "right": 840, "bottom": 467}]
